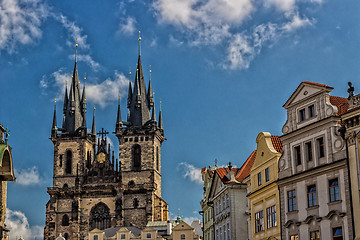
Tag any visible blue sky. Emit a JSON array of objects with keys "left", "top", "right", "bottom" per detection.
[{"left": 1, "top": 0, "right": 360, "bottom": 238}]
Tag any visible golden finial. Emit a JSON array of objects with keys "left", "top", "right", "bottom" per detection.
[
  {"left": 75, "top": 39, "right": 78, "bottom": 62},
  {"left": 84, "top": 72, "right": 86, "bottom": 80},
  {"left": 94, "top": 105, "right": 96, "bottom": 110},
  {"left": 138, "top": 30, "right": 141, "bottom": 56},
  {"left": 138, "top": 31, "right": 141, "bottom": 41},
  {"left": 54, "top": 98, "right": 56, "bottom": 104}
]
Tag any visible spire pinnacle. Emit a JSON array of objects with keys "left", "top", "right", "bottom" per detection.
[
  {"left": 138, "top": 31, "right": 141, "bottom": 56},
  {"left": 158, "top": 100, "right": 163, "bottom": 129},
  {"left": 147, "top": 66, "right": 154, "bottom": 108},
  {"left": 75, "top": 42, "right": 78, "bottom": 63},
  {"left": 151, "top": 92, "right": 157, "bottom": 123},
  {"left": 92, "top": 106, "right": 96, "bottom": 136},
  {"left": 81, "top": 73, "right": 87, "bottom": 128},
  {"left": 116, "top": 94, "right": 123, "bottom": 132},
  {"left": 52, "top": 99, "right": 57, "bottom": 137}
]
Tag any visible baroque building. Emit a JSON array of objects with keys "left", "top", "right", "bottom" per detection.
[
  {"left": 44, "top": 40, "right": 168, "bottom": 240},
  {"left": 247, "top": 132, "right": 282, "bottom": 240},
  {"left": 278, "top": 81, "right": 353, "bottom": 240}
]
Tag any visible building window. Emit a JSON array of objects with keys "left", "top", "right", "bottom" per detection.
[
  {"left": 288, "top": 190, "right": 296, "bottom": 212},
  {"left": 223, "top": 225, "right": 226, "bottom": 240},
  {"left": 290, "top": 235, "right": 299, "bottom": 240},
  {"left": 93, "top": 235, "right": 98, "bottom": 240},
  {"left": 307, "top": 185, "right": 317, "bottom": 207},
  {"left": 62, "top": 214, "right": 69, "bottom": 226},
  {"left": 265, "top": 168, "right": 269, "bottom": 182},
  {"left": 310, "top": 230, "right": 320, "bottom": 240},
  {"left": 146, "top": 233, "right": 151, "bottom": 238},
  {"left": 333, "top": 227, "right": 343, "bottom": 240},
  {"left": 255, "top": 210, "right": 264, "bottom": 233},
  {"left": 299, "top": 109, "right": 306, "bottom": 121},
  {"left": 220, "top": 226, "right": 223, "bottom": 240},
  {"left": 258, "top": 172, "right": 262, "bottom": 186},
  {"left": 121, "top": 234, "right": 126, "bottom": 239},
  {"left": 226, "top": 193, "right": 230, "bottom": 207},
  {"left": 133, "top": 144, "right": 141, "bottom": 171},
  {"left": 329, "top": 178, "right": 340, "bottom": 202},
  {"left": 156, "top": 147, "right": 160, "bottom": 171},
  {"left": 294, "top": 146, "right": 301, "bottom": 165},
  {"left": 64, "top": 233, "right": 69, "bottom": 240},
  {"left": 227, "top": 223, "right": 230, "bottom": 240},
  {"left": 133, "top": 198, "right": 139, "bottom": 208},
  {"left": 216, "top": 230, "right": 219, "bottom": 240},
  {"left": 181, "top": 234, "right": 186, "bottom": 239},
  {"left": 305, "top": 142, "right": 313, "bottom": 161},
  {"left": 222, "top": 196, "right": 226, "bottom": 209},
  {"left": 317, "top": 137, "right": 325, "bottom": 158},
  {"left": 59, "top": 155, "right": 63, "bottom": 167},
  {"left": 65, "top": 150, "right": 72, "bottom": 174},
  {"left": 309, "top": 105, "right": 315, "bottom": 118},
  {"left": 266, "top": 205, "right": 276, "bottom": 229}
]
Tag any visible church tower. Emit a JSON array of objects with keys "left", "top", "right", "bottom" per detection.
[
  {"left": 115, "top": 34, "right": 168, "bottom": 227},
  {"left": 45, "top": 39, "right": 168, "bottom": 240}
]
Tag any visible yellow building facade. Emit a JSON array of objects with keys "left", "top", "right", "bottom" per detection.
[{"left": 247, "top": 132, "right": 282, "bottom": 240}]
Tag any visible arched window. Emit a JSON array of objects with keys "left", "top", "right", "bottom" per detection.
[
  {"left": 90, "top": 202, "right": 111, "bottom": 230},
  {"left": 62, "top": 214, "right": 69, "bottom": 226},
  {"left": 63, "top": 233, "right": 69, "bottom": 240},
  {"left": 65, "top": 150, "right": 72, "bottom": 174},
  {"left": 146, "top": 233, "right": 151, "bottom": 238},
  {"left": 156, "top": 147, "right": 159, "bottom": 171},
  {"left": 181, "top": 234, "right": 186, "bottom": 239},
  {"left": 133, "top": 145, "right": 141, "bottom": 171}
]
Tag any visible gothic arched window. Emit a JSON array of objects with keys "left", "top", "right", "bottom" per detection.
[
  {"left": 64, "top": 233, "right": 69, "bottom": 240},
  {"left": 133, "top": 145, "right": 141, "bottom": 171},
  {"left": 65, "top": 150, "right": 72, "bottom": 174},
  {"left": 90, "top": 202, "right": 111, "bottom": 230},
  {"left": 156, "top": 147, "right": 159, "bottom": 171},
  {"left": 62, "top": 214, "right": 69, "bottom": 226}
]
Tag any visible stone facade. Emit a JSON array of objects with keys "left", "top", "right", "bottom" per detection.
[
  {"left": 44, "top": 44, "right": 168, "bottom": 240},
  {"left": 200, "top": 166, "right": 216, "bottom": 240},
  {"left": 278, "top": 81, "right": 353, "bottom": 240}
]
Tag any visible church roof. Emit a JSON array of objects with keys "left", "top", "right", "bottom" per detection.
[{"left": 330, "top": 96, "right": 349, "bottom": 116}]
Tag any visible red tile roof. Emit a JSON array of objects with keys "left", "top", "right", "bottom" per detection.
[
  {"left": 214, "top": 150, "right": 256, "bottom": 184},
  {"left": 302, "top": 81, "right": 333, "bottom": 89},
  {"left": 330, "top": 96, "right": 349, "bottom": 116},
  {"left": 271, "top": 136, "right": 283, "bottom": 153}
]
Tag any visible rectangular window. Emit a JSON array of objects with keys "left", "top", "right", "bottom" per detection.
[
  {"left": 310, "top": 231, "right": 320, "bottom": 240},
  {"left": 290, "top": 235, "right": 299, "bottom": 240},
  {"left": 223, "top": 225, "right": 226, "bottom": 240},
  {"left": 317, "top": 137, "right": 325, "bottom": 158},
  {"left": 309, "top": 105, "right": 315, "bottom": 118},
  {"left": 333, "top": 227, "right": 343, "bottom": 240},
  {"left": 227, "top": 223, "right": 230, "bottom": 240},
  {"left": 121, "top": 234, "right": 126, "bottom": 239},
  {"left": 265, "top": 168, "right": 270, "bottom": 182},
  {"left": 266, "top": 205, "right": 276, "bottom": 229},
  {"left": 93, "top": 235, "right": 98, "bottom": 240},
  {"left": 329, "top": 178, "right": 340, "bottom": 202},
  {"left": 308, "top": 184, "right": 317, "bottom": 207},
  {"left": 226, "top": 193, "right": 230, "bottom": 207},
  {"left": 288, "top": 190, "right": 296, "bottom": 212},
  {"left": 258, "top": 172, "right": 262, "bottom": 186},
  {"left": 223, "top": 196, "right": 226, "bottom": 209},
  {"left": 255, "top": 210, "right": 264, "bottom": 233},
  {"left": 305, "top": 141, "right": 313, "bottom": 161},
  {"left": 299, "top": 109, "right": 306, "bottom": 121},
  {"left": 294, "top": 146, "right": 301, "bottom": 165}
]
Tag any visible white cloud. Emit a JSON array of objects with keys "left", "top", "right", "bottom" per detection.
[
  {"left": 282, "top": 12, "right": 314, "bottom": 32},
  {"left": 0, "top": 0, "right": 49, "bottom": 53},
  {"left": 14, "top": 166, "right": 41, "bottom": 186},
  {"left": 178, "top": 162, "right": 203, "bottom": 184},
  {"left": 68, "top": 54, "right": 101, "bottom": 71},
  {"left": 183, "top": 216, "right": 200, "bottom": 225},
  {"left": 153, "top": 0, "right": 321, "bottom": 70},
  {"left": 86, "top": 72, "right": 129, "bottom": 108},
  {"left": 118, "top": 17, "right": 137, "bottom": 35},
  {"left": 5, "top": 208, "right": 43, "bottom": 240},
  {"left": 56, "top": 14, "right": 89, "bottom": 49}
]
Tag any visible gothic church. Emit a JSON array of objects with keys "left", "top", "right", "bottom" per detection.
[{"left": 44, "top": 40, "right": 168, "bottom": 239}]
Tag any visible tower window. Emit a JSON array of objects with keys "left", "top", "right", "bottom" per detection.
[
  {"left": 65, "top": 150, "right": 72, "bottom": 174},
  {"left": 299, "top": 109, "right": 306, "bottom": 122},
  {"left": 133, "top": 145, "right": 141, "bottom": 171},
  {"left": 133, "top": 198, "right": 139, "bottom": 208},
  {"left": 59, "top": 155, "right": 63, "bottom": 167},
  {"left": 62, "top": 214, "right": 69, "bottom": 226}
]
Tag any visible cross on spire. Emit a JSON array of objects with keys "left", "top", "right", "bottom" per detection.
[{"left": 97, "top": 128, "right": 109, "bottom": 139}]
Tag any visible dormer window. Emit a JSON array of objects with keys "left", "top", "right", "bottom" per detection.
[
  {"left": 299, "top": 109, "right": 306, "bottom": 122},
  {"left": 308, "top": 105, "right": 315, "bottom": 118}
]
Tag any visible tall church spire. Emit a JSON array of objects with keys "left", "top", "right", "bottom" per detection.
[
  {"left": 63, "top": 43, "right": 83, "bottom": 133},
  {"left": 147, "top": 67, "right": 154, "bottom": 108},
  {"left": 52, "top": 100, "right": 57, "bottom": 138},
  {"left": 81, "top": 74, "right": 87, "bottom": 129},
  {"left": 127, "top": 33, "right": 151, "bottom": 126},
  {"left": 92, "top": 106, "right": 96, "bottom": 136},
  {"left": 158, "top": 101, "right": 163, "bottom": 129}
]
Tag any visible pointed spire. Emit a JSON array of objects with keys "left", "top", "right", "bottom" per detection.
[
  {"left": 81, "top": 74, "right": 87, "bottom": 128},
  {"left": 138, "top": 31, "right": 141, "bottom": 56},
  {"left": 158, "top": 100, "right": 163, "bottom": 129},
  {"left": 147, "top": 66, "right": 154, "bottom": 108},
  {"left": 92, "top": 106, "right": 96, "bottom": 136},
  {"left": 52, "top": 99, "right": 57, "bottom": 138},
  {"left": 63, "top": 77, "right": 68, "bottom": 115},
  {"left": 151, "top": 93, "right": 157, "bottom": 123},
  {"left": 127, "top": 70, "right": 132, "bottom": 108},
  {"left": 116, "top": 94, "right": 123, "bottom": 132},
  {"left": 75, "top": 42, "right": 78, "bottom": 63}
]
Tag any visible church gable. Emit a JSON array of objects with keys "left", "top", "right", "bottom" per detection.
[{"left": 252, "top": 132, "right": 282, "bottom": 170}]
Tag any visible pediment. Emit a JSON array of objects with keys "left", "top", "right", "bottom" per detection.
[{"left": 283, "top": 82, "right": 333, "bottom": 109}]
